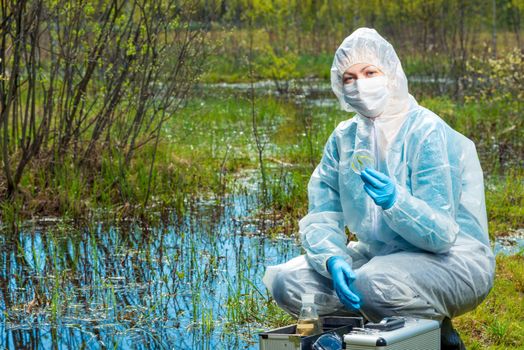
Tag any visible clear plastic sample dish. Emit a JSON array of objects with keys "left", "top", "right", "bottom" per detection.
[{"left": 351, "top": 150, "right": 375, "bottom": 175}]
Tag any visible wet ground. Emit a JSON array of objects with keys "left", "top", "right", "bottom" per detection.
[{"left": 493, "top": 229, "right": 524, "bottom": 255}]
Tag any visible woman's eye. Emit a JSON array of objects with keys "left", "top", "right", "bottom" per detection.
[{"left": 367, "top": 71, "right": 376, "bottom": 76}]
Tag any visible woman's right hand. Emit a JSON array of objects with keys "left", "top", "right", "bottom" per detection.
[{"left": 327, "top": 256, "right": 361, "bottom": 310}]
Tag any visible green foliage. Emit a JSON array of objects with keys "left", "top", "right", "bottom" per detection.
[
  {"left": 485, "top": 171, "right": 524, "bottom": 237},
  {"left": 254, "top": 46, "right": 299, "bottom": 88},
  {"left": 0, "top": 0, "right": 205, "bottom": 204},
  {"left": 465, "top": 49, "right": 524, "bottom": 105},
  {"left": 295, "top": 53, "right": 333, "bottom": 79}
]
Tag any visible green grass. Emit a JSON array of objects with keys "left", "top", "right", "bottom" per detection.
[
  {"left": 485, "top": 171, "right": 524, "bottom": 237},
  {"left": 455, "top": 253, "right": 524, "bottom": 349}
]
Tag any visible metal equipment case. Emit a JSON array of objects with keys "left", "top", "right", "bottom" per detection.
[
  {"left": 259, "top": 316, "right": 364, "bottom": 350},
  {"left": 343, "top": 318, "right": 440, "bottom": 350}
]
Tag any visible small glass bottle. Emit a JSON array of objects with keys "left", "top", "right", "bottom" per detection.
[{"left": 296, "top": 293, "right": 322, "bottom": 336}]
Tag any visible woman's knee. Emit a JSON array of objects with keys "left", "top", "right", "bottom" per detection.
[
  {"left": 265, "top": 255, "right": 347, "bottom": 317},
  {"left": 353, "top": 268, "right": 442, "bottom": 322},
  {"left": 270, "top": 269, "right": 303, "bottom": 317}
]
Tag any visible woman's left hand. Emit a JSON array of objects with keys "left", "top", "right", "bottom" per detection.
[{"left": 360, "top": 168, "right": 397, "bottom": 209}]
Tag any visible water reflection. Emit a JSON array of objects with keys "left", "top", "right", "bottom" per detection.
[
  {"left": 494, "top": 229, "right": 524, "bottom": 256},
  {"left": 0, "top": 194, "right": 300, "bottom": 349}
]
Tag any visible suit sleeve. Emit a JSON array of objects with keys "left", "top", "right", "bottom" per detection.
[
  {"left": 383, "top": 126, "right": 459, "bottom": 253},
  {"left": 299, "top": 131, "right": 352, "bottom": 277}
]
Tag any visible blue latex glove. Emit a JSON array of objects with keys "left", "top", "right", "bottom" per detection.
[
  {"left": 327, "top": 256, "right": 361, "bottom": 310},
  {"left": 360, "top": 168, "right": 397, "bottom": 210}
]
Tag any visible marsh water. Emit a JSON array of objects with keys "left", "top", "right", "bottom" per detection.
[
  {"left": 1, "top": 78, "right": 521, "bottom": 349},
  {"left": 0, "top": 192, "right": 301, "bottom": 349}
]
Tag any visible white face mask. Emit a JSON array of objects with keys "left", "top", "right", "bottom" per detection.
[{"left": 343, "top": 76, "right": 389, "bottom": 118}]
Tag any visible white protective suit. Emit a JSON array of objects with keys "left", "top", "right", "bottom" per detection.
[{"left": 263, "top": 28, "right": 495, "bottom": 322}]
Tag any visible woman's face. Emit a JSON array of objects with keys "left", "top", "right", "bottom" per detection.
[{"left": 343, "top": 63, "right": 384, "bottom": 85}]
